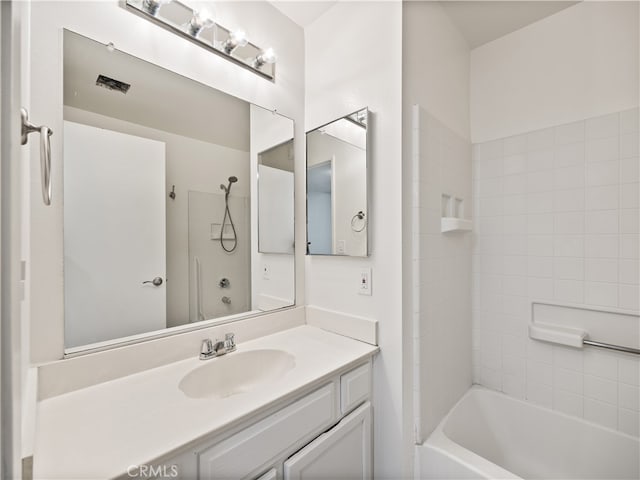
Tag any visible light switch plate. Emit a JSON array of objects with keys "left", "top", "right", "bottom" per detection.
[{"left": 358, "top": 267, "right": 372, "bottom": 296}]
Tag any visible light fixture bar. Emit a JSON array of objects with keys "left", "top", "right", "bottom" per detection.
[{"left": 124, "top": 0, "right": 276, "bottom": 81}]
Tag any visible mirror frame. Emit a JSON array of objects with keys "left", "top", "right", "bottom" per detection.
[
  {"left": 305, "top": 107, "right": 370, "bottom": 257},
  {"left": 61, "top": 29, "right": 297, "bottom": 358}
]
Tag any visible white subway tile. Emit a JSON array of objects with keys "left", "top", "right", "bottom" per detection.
[
  {"left": 504, "top": 134, "right": 527, "bottom": 156},
  {"left": 503, "top": 174, "right": 527, "bottom": 195},
  {"left": 554, "top": 188, "right": 585, "bottom": 212},
  {"left": 553, "top": 367, "right": 583, "bottom": 394},
  {"left": 618, "top": 408, "right": 639, "bottom": 436},
  {"left": 584, "top": 349, "right": 618, "bottom": 380},
  {"left": 585, "top": 258, "right": 619, "bottom": 283},
  {"left": 585, "top": 210, "right": 619, "bottom": 234},
  {"left": 503, "top": 295, "right": 528, "bottom": 318},
  {"left": 584, "top": 397, "right": 618, "bottom": 429},
  {"left": 620, "top": 108, "right": 639, "bottom": 134},
  {"left": 553, "top": 346, "right": 584, "bottom": 372},
  {"left": 502, "top": 334, "right": 526, "bottom": 359},
  {"left": 586, "top": 160, "right": 619, "bottom": 187},
  {"left": 620, "top": 157, "right": 639, "bottom": 184},
  {"left": 528, "top": 277, "right": 554, "bottom": 299},
  {"left": 503, "top": 256, "right": 527, "bottom": 277},
  {"left": 620, "top": 209, "right": 639, "bottom": 234},
  {"left": 527, "top": 214, "right": 554, "bottom": 235},
  {"left": 554, "top": 212, "right": 584, "bottom": 235},
  {"left": 555, "top": 121, "right": 585, "bottom": 146},
  {"left": 620, "top": 234, "right": 639, "bottom": 259},
  {"left": 554, "top": 165, "right": 585, "bottom": 190},
  {"left": 528, "top": 236, "right": 554, "bottom": 257},
  {"left": 502, "top": 235, "right": 528, "bottom": 256},
  {"left": 503, "top": 194, "right": 527, "bottom": 215},
  {"left": 527, "top": 360, "right": 553, "bottom": 385},
  {"left": 554, "top": 235, "right": 585, "bottom": 257},
  {"left": 585, "top": 137, "right": 619, "bottom": 163},
  {"left": 502, "top": 354, "right": 526, "bottom": 378},
  {"left": 527, "top": 339, "right": 553, "bottom": 364},
  {"left": 585, "top": 282, "right": 618, "bottom": 307},
  {"left": 620, "top": 133, "right": 639, "bottom": 159},
  {"left": 478, "top": 196, "right": 503, "bottom": 217},
  {"left": 619, "top": 357, "right": 640, "bottom": 386},
  {"left": 584, "top": 375, "right": 618, "bottom": 404},
  {"left": 527, "top": 192, "right": 554, "bottom": 214},
  {"left": 477, "top": 177, "right": 503, "bottom": 197},
  {"left": 554, "top": 257, "right": 584, "bottom": 280},
  {"left": 554, "top": 279, "right": 584, "bottom": 303},
  {"left": 554, "top": 143, "right": 585, "bottom": 168},
  {"left": 553, "top": 389, "right": 583, "bottom": 418},
  {"left": 504, "top": 154, "right": 527, "bottom": 175},
  {"left": 620, "top": 183, "right": 639, "bottom": 209},
  {"left": 502, "top": 374, "right": 526, "bottom": 399},
  {"left": 527, "top": 128, "right": 555, "bottom": 151},
  {"left": 477, "top": 156, "right": 504, "bottom": 180},
  {"left": 502, "top": 276, "right": 527, "bottom": 296},
  {"left": 526, "top": 381, "right": 553, "bottom": 408},
  {"left": 503, "top": 215, "right": 527, "bottom": 235},
  {"left": 586, "top": 185, "right": 619, "bottom": 211},
  {"left": 480, "top": 367, "right": 502, "bottom": 391},
  {"left": 619, "top": 383, "right": 640, "bottom": 412},
  {"left": 586, "top": 113, "right": 619, "bottom": 139},
  {"left": 585, "top": 235, "right": 619, "bottom": 258},
  {"left": 618, "top": 284, "right": 640, "bottom": 310},
  {"left": 619, "top": 259, "right": 640, "bottom": 285},
  {"left": 528, "top": 256, "right": 554, "bottom": 278},
  {"left": 527, "top": 149, "right": 555, "bottom": 172},
  {"left": 528, "top": 170, "right": 555, "bottom": 193}
]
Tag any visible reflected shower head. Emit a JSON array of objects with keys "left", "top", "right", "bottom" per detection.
[
  {"left": 228, "top": 176, "right": 238, "bottom": 183},
  {"left": 220, "top": 176, "right": 238, "bottom": 195}
]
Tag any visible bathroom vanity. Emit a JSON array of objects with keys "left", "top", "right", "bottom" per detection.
[{"left": 33, "top": 326, "right": 377, "bottom": 479}]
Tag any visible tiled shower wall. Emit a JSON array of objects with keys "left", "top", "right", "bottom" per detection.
[
  {"left": 412, "top": 106, "right": 473, "bottom": 442},
  {"left": 472, "top": 108, "right": 640, "bottom": 436}
]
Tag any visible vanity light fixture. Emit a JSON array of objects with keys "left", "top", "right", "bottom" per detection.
[
  {"left": 222, "top": 30, "right": 249, "bottom": 54},
  {"left": 125, "top": 0, "right": 277, "bottom": 80},
  {"left": 142, "top": 0, "right": 172, "bottom": 16},
  {"left": 187, "top": 8, "right": 215, "bottom": 37},
  {"left": 254, "top": 48, "right": 277, "bottom": 69}
]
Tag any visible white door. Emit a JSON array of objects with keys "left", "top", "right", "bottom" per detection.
[
  {"left": 284, "top": 403, "right": 372, "bottom": 480},
  {"left": 63, "top": 121, "right": 166, "bottom": 348}
]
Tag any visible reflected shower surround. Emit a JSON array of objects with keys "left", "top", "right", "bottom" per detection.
[{"left": 126, "top": 0, "right": 277, "bottom": 80}]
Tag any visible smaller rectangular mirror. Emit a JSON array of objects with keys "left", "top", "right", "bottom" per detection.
[{"left": 306, "top": 108, "right": 369, "bottom": 257}]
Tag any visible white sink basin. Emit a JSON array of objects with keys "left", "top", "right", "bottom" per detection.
[{"left": 179, "top": 349, "right": 296, "bottom": 399}]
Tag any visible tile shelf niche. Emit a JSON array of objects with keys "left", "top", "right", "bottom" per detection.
[{"left": 441, "top": 194, "right": 472, "bottom": 233}]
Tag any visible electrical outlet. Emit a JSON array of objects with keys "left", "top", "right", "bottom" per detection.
[
  {"left": 358, "top": 268, "right": 372, "bottom": 296},
  {"left": 263, "top": 264, "right": 270, "bottom": 280}
]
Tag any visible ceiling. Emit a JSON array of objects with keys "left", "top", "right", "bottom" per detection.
[
  {"left": 63, "top": 31, "right": 250, "bottom": 151},
  {"left": 439, "top": 1, "right": 579, "bottom": 48},
  {"left": 270, "top": 1, "right": 578, "bottom": 49}
]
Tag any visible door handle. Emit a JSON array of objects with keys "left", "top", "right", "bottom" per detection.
[
  {"left": 142, "top": 277, "right": 163, "bottom": 286},
  {"left": 21, "top": 108, "right": 53, "bottom": 206}
]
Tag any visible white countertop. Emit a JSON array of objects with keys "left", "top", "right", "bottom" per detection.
[{"left": 33, "top": 325, "right": 378, "bottom": 479}]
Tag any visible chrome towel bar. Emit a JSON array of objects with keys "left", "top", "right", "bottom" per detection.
[{"left": 583, "top": 339, "right": 640, "bottom": 356}]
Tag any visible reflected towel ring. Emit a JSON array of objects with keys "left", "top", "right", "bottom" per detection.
[{"left": 351, "top": 211, "right": 367, "bottom": 232}]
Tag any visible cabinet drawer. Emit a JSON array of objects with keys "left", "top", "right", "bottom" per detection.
[
  {"left": 198, "top": 383, "right": 337, "bottom": 479},
  {"left": 340, "top": 363, "right": 371, "bottom": 414}
]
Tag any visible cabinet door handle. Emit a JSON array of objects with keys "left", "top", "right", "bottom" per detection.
[{"left": 21, "top": 108, "right": 53, "bottom": 206}]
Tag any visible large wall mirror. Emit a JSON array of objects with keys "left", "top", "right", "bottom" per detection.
[
  {"left": 63, "top": 30, "right": 295, "bottom": 352},
  {"left": 306, "top": 109, "right": 369, "bottom": 257}
]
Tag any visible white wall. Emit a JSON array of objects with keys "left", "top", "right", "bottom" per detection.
[
  {"left": 64, "top": 106, "right": 251, "bottom": 328},
  {"left": 472, "top": 108, "right": 640, "bottom": 436},
  {"left": 305, "top": 2, "right": 406, "bottom": 477},
  {"left": 471, "top": 1, "right": 640, "bottom": 143},
  {"left": 27, "top": 1, "right": 305, "bottom": 363},
  {"left": 401, "top": 0, "right": 472, "bottom": 454}
]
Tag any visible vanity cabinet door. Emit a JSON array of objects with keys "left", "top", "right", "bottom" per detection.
[{"left": 283, "top": 402, "right": 371, "bottom": 480}]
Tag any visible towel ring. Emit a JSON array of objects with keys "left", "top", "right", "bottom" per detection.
[{"left": 351, "top": 211, "right": 367, "bottom": 232}]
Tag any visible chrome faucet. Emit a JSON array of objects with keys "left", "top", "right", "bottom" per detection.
[{"left": 200, "top": 333, "right": 236, "bottom": 360}]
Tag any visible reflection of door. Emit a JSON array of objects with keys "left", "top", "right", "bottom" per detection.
[
  {"left": 63, "top": 121, "right": 166, "bottom": 348},
  {"left": 307, "top": 160, "right": 333, "bottom": 254}
]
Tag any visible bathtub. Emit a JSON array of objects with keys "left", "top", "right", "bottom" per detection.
[{"left": 416, "top": 386, "right": 639, "bottom": 479}]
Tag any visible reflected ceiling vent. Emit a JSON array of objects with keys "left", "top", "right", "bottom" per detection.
[{"left": 95, "top": 75, "right": 131, "bottom": 94}]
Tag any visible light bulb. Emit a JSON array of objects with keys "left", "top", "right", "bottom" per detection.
[
  {"left": 254, "top": 48, "right": 277, "bottom": 68},
  {"left": 187, "top": 8, "right": 215, "bottom": 37},
  {"left": 222, "top": 29, "right": 248, "bottom": 54},
  {"left": 142, "top": 0, "right": 172, "bottom": 16}
]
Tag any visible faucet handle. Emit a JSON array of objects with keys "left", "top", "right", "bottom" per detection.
[
  {"left": 224, "top": 332, "right": 236, "bottom": 350},
  {"left": 200, "top": 338, "right": 213, "bottom": 358}
]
